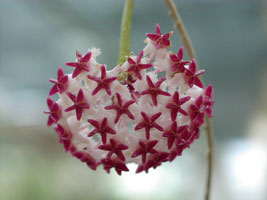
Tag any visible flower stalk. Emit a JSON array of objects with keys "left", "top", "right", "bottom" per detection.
[
  {"left": 164, "top": 0, "right": 214, "bottom": 200},
  {"left": 117, "top": 0, "right": 135, "bottom": 65}
]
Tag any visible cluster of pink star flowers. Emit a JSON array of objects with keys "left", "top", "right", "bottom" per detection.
[{"left": 44, "top": 24, "right": 214, "bottom": 175}]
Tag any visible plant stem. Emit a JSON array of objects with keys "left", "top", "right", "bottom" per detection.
[
  {"left": 164, "top": 1, "right": 214, "bottom": 200},
  {"left": 164, "top": 0, "right": 196, "bottom": 60},
  {"left": 204, "top": 115, "right": 213, "bottom": 200},
  {"left": 117, "top": 0, "right": 135, "bottom": 65}
]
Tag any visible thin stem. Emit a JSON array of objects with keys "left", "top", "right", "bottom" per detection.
[
  {"left": 164, "top": 1, "right": 214, "bottom": 200},
  {"left": 117, "top": 0, "right": 135, "bottom": 65},
  {"left": 204, "top": 115, "right": 213, "bottom": 200},
  {"left": 164, "top": 0, "right": 196, "bottom": 60}
]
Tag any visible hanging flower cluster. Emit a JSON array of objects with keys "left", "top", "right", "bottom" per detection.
[{"left": 44, "top": 24, "right": 214, "bottom": 175}]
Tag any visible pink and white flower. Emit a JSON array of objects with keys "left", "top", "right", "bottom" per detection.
[{"left": 44, "top": 24, "right": 214, "bottom": 175}]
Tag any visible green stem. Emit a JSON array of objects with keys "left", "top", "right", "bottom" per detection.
[{"left": 117, "top": 0, "right": 135, "bottom": 65}]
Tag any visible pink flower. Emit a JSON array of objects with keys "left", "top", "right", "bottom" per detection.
[
  {"left": 65, "top": 89, "right": 90, "bottom": 120},
  {"left": 127, "top": 50, "right": 152, "bottom": 80},
  {"left": 66, "top": 51, "right": 92, "bottom": 78},
  {"left": 189, "top": 95, "right": 205, "bottom": 126},
  {"left": 44, "top": 97, "right": 61, "bottom": 126},
  {"left": 185, "top": 59, "right": 205, "bottom": 88},
  {"left": 45, "top": 24, "right": 214, "bottom": 174},
  {"left": 49, "top": 67, "right": 69, "bottom": 96},
  {"left": 169, "top": 47, "right": 190, "bottom": 73},
  {"left": 175, "top": 128, "right": 193, "bottom": 149},
  {"left": 101, "top": 158, "right": 129, "bottom": 175},
  {"left": 105, "top": 93, "right": 135, "bottom": 123},
  {"left": 135, "top": 112, "right": 163, "bottom": 140},
  {"left": 87, "top": 117, "right": 116, "bottom": 144},
  {"left": 54, "top": 124, "right": 72, "bottom": 152},
  {"left": 141, "top": 75, "right": 171, "bottom": 106},
  {"left": 203, "top": 85, "right": 214, "bottom": 118},
  {"left": 72, "top": 150, "right": 98, "bottom": 170},
  {"left": 98, "top": 139, "right": 129, "bottom": 161},
  {"left": 146, "top": 24, "right": 173, "bottom": 49},
  {"left": 166, "top": 91, "right": 191, "bottom": 121},
  {"left": 87, "top": 65, "right": 117, "bottom": 95},
  {"left": 131, "top": 140, "right": 158, "bottom": 164},
  {"left": 162, "top": 121, "right": 189, "bottom": 149},
  {"left": 136, "top": 152, "right": 169, "bottom": 173}
]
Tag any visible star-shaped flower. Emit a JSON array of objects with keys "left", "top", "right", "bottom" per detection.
[
  {"left": 136, "top": 152, "right": 169, "bottom": 173},
  {"left": 146, "top": 24, "right": 173, "bottom": 49},
  {"left": 87, "top": 65, "right": 117, "bottom": 95},
  {"left": 127, "top": 50, "right": 152, "bottom": 80},
  {"left": 44, "top": 97, "right": 61, "bottom": 126},
  {"left": 169, "top": 47, "right": 190, "bottom": 73},
  {"left": 54, "top": 124, "right": 72, "bottom": 152},
  {"left": 166, "top": 91, "right": 191, "bottom": 121},
  {"left": 105, "top": 93, "right": 135, "bottom": 123},
  {"left": 146, "top": 152, "right": 169, "bottom": 170},
  {"left": 98, "top": 139, "right": 129, "bottom": 161},
  {"left": 49, "top": 67, "right": 69, "bottom": 96},
  {"left": 65, "top": 89, "right": 90, "bottom": 120},
  {"left": 203, "top": 84, "right": 214, "bottom": 118},
  {"left": 72, "top": 150, "right": 98, "bottom": 170},
  {"left": 66, "top": 51, "right": 92, "bottom": 78},
  {"left": 135, "top": 112, "right": 163, "bottom": 140},
  {"left": 175, "top": 127, "right": 192, "bottom": 149},
  {"left": 162, "top": 121, "right": 189, "bottom": 149},
  {"left": 184, "top": 59, "right": 205, "bottom": 88},
  {"left": 169, "top": 130, "right": 193, "bottom": 161},
  {"left": 87, "top": 117, "right": 116, "bottom": 144},
  {"left": 131, "top": 140, "right": 158, "bottom": 163},
  {"left": 141, "top": 75, "right": 171, "bottom": 106},
  {"left": 101, "top": 158, "right": 129, "bottom": 175},
  {"left": 189, "top": 95, "right": 205, "bottom": 126}
]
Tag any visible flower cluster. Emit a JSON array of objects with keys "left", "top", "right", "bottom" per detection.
[{"left": 44, "top": 24, "right": 214, "bottom": 175}]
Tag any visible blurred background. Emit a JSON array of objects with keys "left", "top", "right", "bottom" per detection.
[{"left": 0, "top": 0, "right": 267, "bottom": 199}]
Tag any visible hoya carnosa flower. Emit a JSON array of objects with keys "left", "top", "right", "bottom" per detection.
[
  {"left": 87, "top": 117, "right": 116, "bottom": 144},
  {"left": 169, "top": 47, "right": 190, "bottom": 73},
  {"left": 44, "top": 24, "right": 214, "bottom": 175},
  {"left": 189, "top": 95, "right": 205, "bottom": 126},
  {"left": 166, "top": 91, "right": 191, "bottom": 121},
  {"left": 49, "top": 67, "right": 69, "bottom": 96},
  {"left": 141, "top": 75, "right": 171, "bottom": 106},
  {"left": 101, "top": 158, "right": 129, "bottom": 175},
  {"left": 127, "top": 50, "right": 152, "bottom": 80},
  {"left": 44, "top": 97, "right": 61, "bottom": 126},
  {"left": 175, "top": 127, "right": 193, "bottom": 149},
  {"left": 136, "top": 152, "right": 169, "bottom": 173},
  {"left": 87, "top": 65, "right": 117, "bottom": 96},
  {"left": 185, "top": 59, "right": 205, "bottom": 88},
  {"left": 105, "top": 93, "right": 135, "bottom": 123},
  {"left": 54, "top": 124, "right": 72, "bottom": 152},
  {"left": 162, "top": 121, "right": 189, "bottom": 149},
  {"left": 66, "top": 51, "right": 92, "bottom": 78},
  {"left": 131, "top": 140, "right": 158, "bottom": 164},
  {"left": 72, "top": 150, "right": 98, "bottom": 170},
  {"left": 203, "top": 85, "right": 214, "bottom": 118},
  {"left": 146, "top": 24, "right": 173, "bottom": 49},
  {"left": 135, "top": 112, "right": 163, "bottom": 140},
  {"left": 65, "top": 89, "right": 90, "bottom": 120},
  {"left": 98, "top": 139, "right": 129, "bottom": 161}
]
